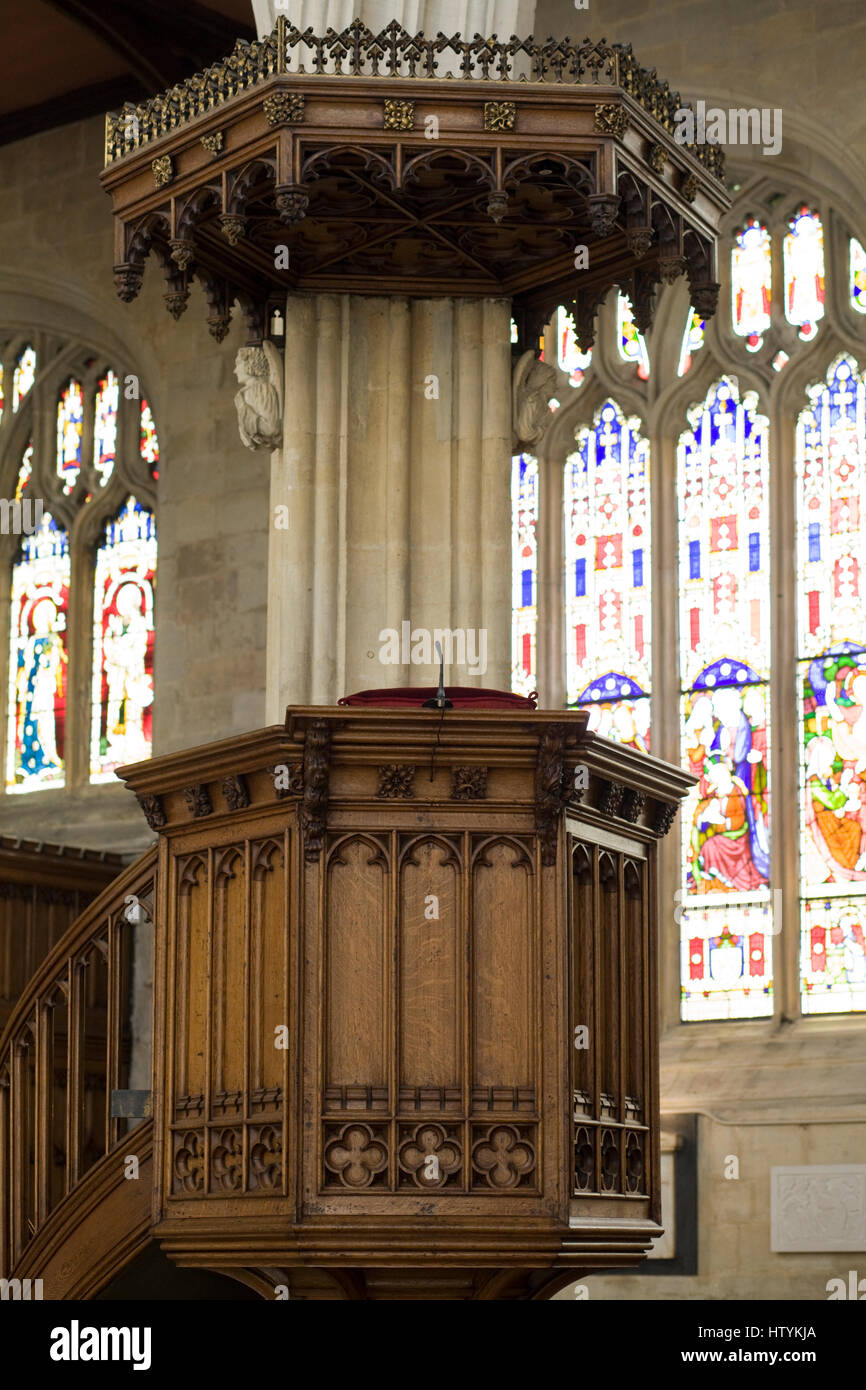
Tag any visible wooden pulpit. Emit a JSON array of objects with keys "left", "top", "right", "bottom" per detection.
[{"left": 120, "top": 694, "right": 693, "bottom": 1300}]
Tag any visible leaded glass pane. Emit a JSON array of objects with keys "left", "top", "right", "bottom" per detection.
[
  {"left": 511, "top": 454, "right": 538, "bottom": 698},
  {"left": 678, "top": 378, "right": 773, "bottom": 1019},
  {"left": 677, "top": 308, "right": 705, "bottom": 377},
  {"left": 565, "top": 400, "right": 651, "bottom": 750},
  {"left": 7, "top": 511, "right": 69, "bottom": 791},
  {"left": 90, "top": 498, "right": 156, "bottom": 781},
  {"left": 140, "top": 399, "right": 159, "bottom": 479},
  {"left": 731, "top": 219, "right": 771, "bottom": 351},
  {"left": 616, "top": 295, "right": 649, "bottom": 379},
  {"left": 783, "top": 206, "right": 825, "bottom": 341},
  {"left": 56, "top": 379, "right": 83, "bottom": 494},
  {"left": 93, "top": 370, "right": 119, "bottom": 485},
  {"left": 12, "top": 346, "right": 36, "bottom": 411}
]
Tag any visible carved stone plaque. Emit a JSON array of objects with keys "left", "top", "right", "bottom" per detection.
[{"left": 770, "top": 1165, "right": 866, "bottom": 1251}]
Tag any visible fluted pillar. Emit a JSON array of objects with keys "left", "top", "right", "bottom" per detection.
[{"left": 267, "top": 294, "right": 513, "bottom": 716}]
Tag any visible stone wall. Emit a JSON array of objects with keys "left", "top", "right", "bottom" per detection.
[{"left": 0, "top": 115, "right": 269, "bottom": 854}]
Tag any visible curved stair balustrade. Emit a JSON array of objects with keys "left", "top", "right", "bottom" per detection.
[{"left": 0, "top": 847, "right": 157, "bottom": 1279}]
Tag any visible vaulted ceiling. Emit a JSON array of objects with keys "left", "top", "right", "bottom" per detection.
[{"left": 0, "top": 0, "right": 254, "bottom": 146}]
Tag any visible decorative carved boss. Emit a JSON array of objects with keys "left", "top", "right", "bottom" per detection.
[
  {"left": 119, "top": 706, "right": 694, "bottom": 1300},
  {"left": 100, "top": 17, "right": 728, "bottom": 349}
]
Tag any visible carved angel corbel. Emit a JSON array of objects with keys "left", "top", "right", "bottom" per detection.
[
  {"left": 512, "top": 350, "right": 567, "bottom": 452},
  {"left": 233, "top": 341, "right": 283, "bottom": 451}
]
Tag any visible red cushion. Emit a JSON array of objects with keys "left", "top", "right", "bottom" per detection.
[{"left": 338, "top": 686, "right": 537, "bottom": 709}]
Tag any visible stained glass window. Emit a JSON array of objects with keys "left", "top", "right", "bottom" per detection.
[
  {"left": 796, "top": 354, "right": 866, "bottom": 1013},
  {"left": 617, "top": 295, "right": 649, "bottom": 380},
  {"left": 731, "top": 219, "right": 771, "bottom": 351},
  {"left": 12, "top": 347, "right": 35, "bottom": 412},
  {"left": 565, "top": 400, "right": 651, "bottom": 750},
  {"left": 15, "top": 444, "right": 33, "bottom": 500},
  {"left": 93, "top": 370, "right": 119, "bottom": 486},
  {"left": 677, "top": 309, "right": 706, "bottom": 377},
  {"left": 783, "top": 207, "right": 825, "bottom": 341},
  {"left": 90, "top": 498, "right": 156, "bottom": 782},
  {"left": 556, "top": 306, "right": 592, "bottom": 388},
  {"left": 678, "top": 378, "right": 773, "bottom": 1020},
  {"left": 56, "top": 379, "right": 84, "bottom": 494},
  {"left": 511, "top": 454, "right": 538, "bottom": 698},
  {"left": 850, "top": 238, "right": 866, "bottom": 315},
  {"left": 140, "top": 399, "right": 159, "bottom": 480},
  {"left": 7, "top": 510, "right": 70, "bottom": 792},
  {"left": 12, "top": 346, "right": 36, "bottom": 412}
]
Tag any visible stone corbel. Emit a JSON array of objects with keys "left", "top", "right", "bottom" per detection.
[
  {"left": 512, "top": 350, "right": 569, "bottom": 453},
  {"left": 233, "top": 341, "right": 283, "bottom": 450}
]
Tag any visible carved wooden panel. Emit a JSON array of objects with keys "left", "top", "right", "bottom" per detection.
[
  {"left": 568, "top": 833, "right": 650, "bottom": 1201},
  {"left": 471, "top": 837, "right": 535, "bottom": 1096},
  {"left": 175, "top": 855, "right": 208, "bottom": 1106},
  {"left": 109, "top": 710, "right": 692, "bottom": 1289},
  {"left": 249, "top": 839, "right": 286, "bottom": 1104},
  {"left": 398, "top": 836, "right": 461, "bottom": 1095},
  {"left": 325, "top": 835, "right": 389, "bottom": 1099},
  {"left": 212, "top": 848, "right": 246, "bottom": 1107}
]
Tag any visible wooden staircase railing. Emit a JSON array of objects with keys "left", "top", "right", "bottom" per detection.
[{"left": 0, "top": 846, "right": 156, "bottom": 1276}]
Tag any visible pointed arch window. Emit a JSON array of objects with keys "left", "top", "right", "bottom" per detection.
[
  {"left": 514, "top": 178, "right": 865, "bottom": 1030},
  {"left": 797, "top": 355, "right": 866, "bottom": 1013},
  {"left": 0, "top": 336, "right": 160, "bottom": 797}
]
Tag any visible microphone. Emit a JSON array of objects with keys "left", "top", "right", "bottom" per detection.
[{"left": 422, "top": 640, "right": 453, "bottom": 709}]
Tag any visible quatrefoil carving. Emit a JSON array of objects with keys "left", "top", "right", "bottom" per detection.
[
  {"left": 398, "top": 1124, "right": 462, "bottom": 1189},
  {"left": 324, "top": 1123, "right": 388, "bottom": 1188},
  {"left": 173, "top": 1131, "right": 205, "bottom": 1193},
  {"left": 212, "top": 1127, "right": 243, "bottom": 1191},
  {"left": 472, "top": 1124, "right": 536, "bottom": 1189}
]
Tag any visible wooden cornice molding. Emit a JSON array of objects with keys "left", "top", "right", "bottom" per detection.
[{"left": 113, "top": 708, "right": 694, "bottom": 845}]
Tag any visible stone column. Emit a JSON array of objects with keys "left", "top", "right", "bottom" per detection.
[{"left": 266, "top": 294, "right": 513, "bottom": 717}]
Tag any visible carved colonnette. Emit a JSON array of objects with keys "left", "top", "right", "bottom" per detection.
[{"left": 117, "top": 706, "right": 693, "bottom": 1299}]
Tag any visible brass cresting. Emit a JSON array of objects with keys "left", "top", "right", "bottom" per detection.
[{"left": 104, "top": 15, "right": 724, "bottom": 181}]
